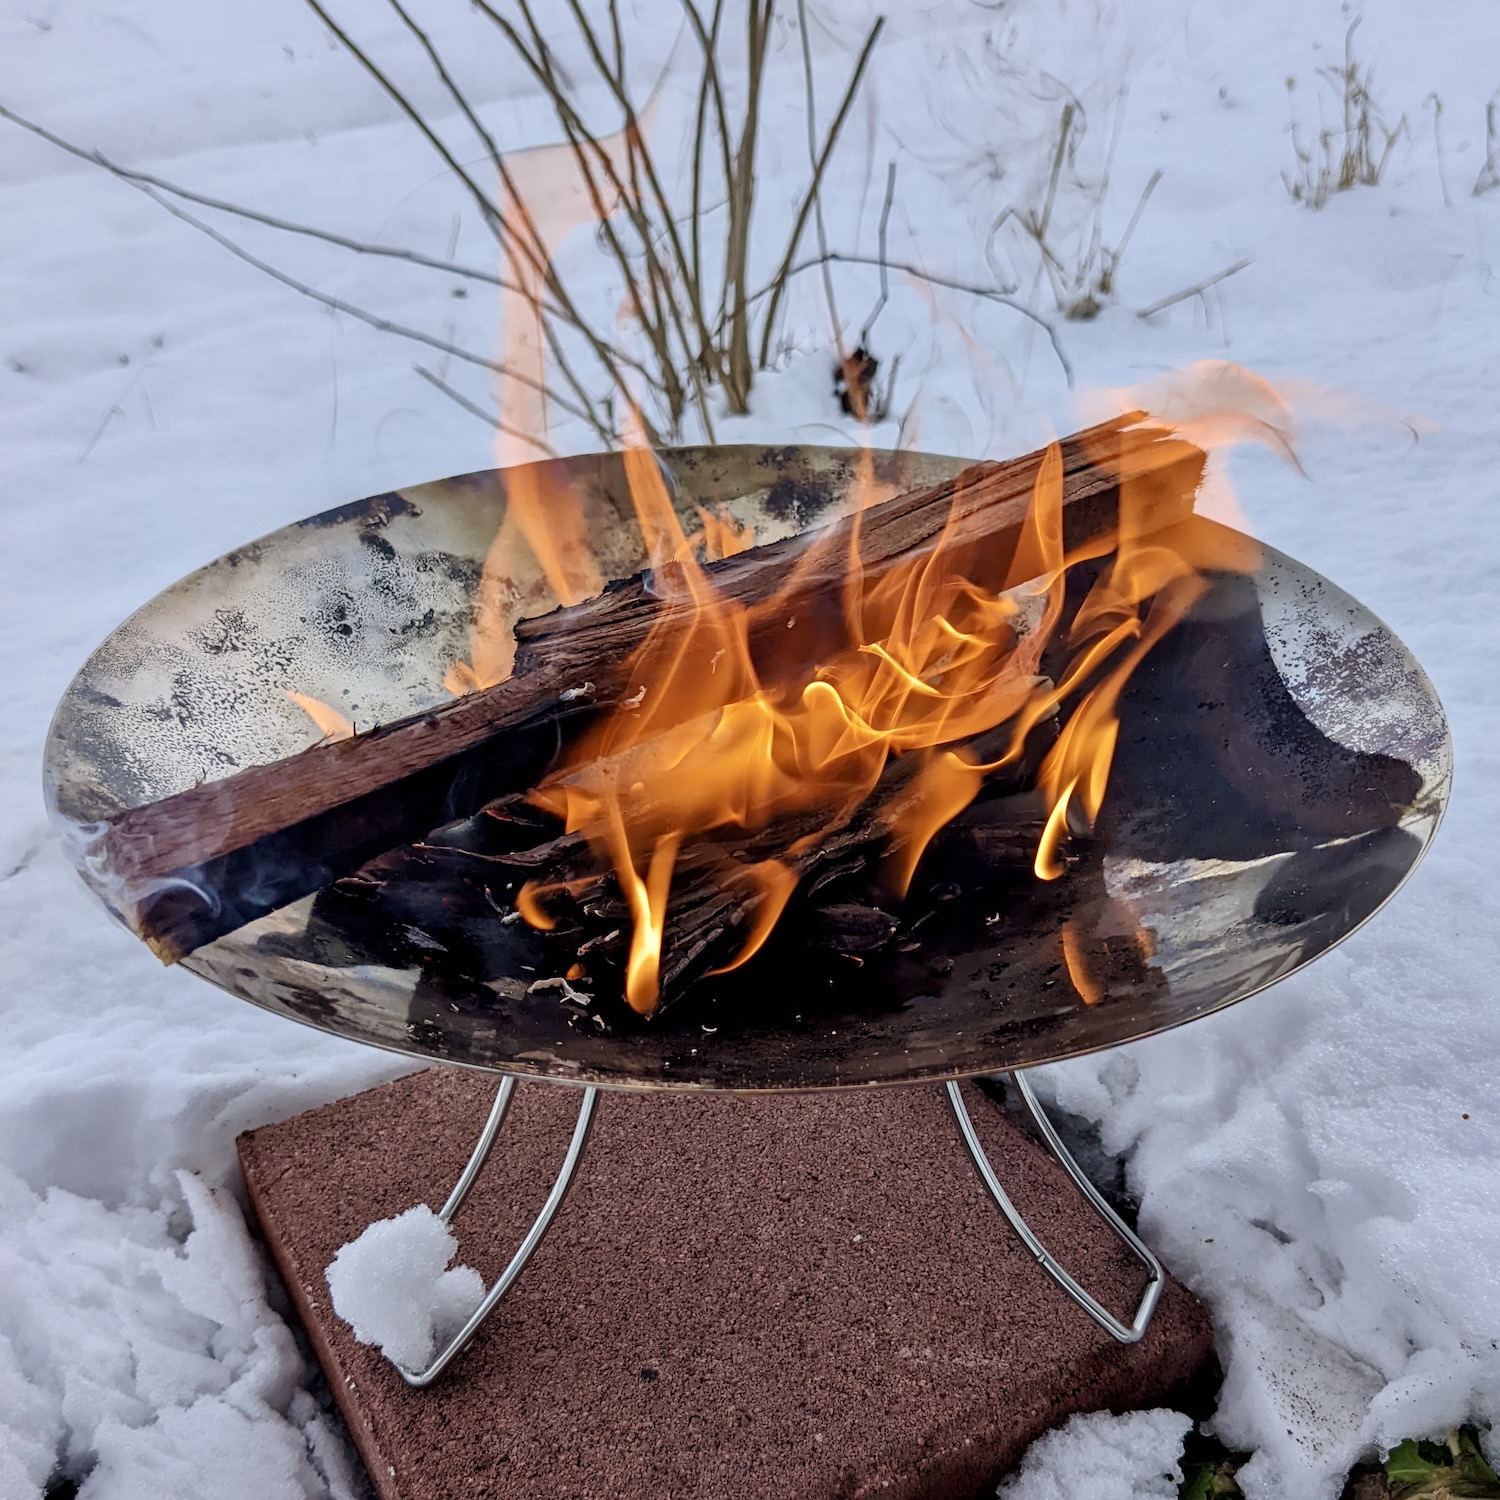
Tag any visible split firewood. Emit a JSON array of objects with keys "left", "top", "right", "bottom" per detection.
[
  {"left": 93, "top": 415, "right": 1204, "bottom": 963},
  {"left": 510, "top": 415, "right": 1206, "bottom": 688}
]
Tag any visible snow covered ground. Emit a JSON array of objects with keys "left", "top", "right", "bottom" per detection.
[{"left": 1, "top": 0, "right": 1497, "bottom": 1496}]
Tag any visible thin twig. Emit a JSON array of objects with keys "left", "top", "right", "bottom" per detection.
[
  {"left": 723, "top": 0, "right": 774, "bottom": 408},
  {"left": 110, "top": 150, "right": 631, "bottom": 439},
  {"left": 797, "top": 0, "right": 845, "bottom": 356},
  {"left": 1475, "top": 94, "right": 1500, "bottom": 197},
  {"left": 377, "top": 0, "right": 630, "bottom": 436},
  {"left": 118, "top": 179, "right": 592, "bottom": 418},
  {"left": 1426, "top": 93, "right": 1452, "bottom": 209},
  {"left": 750, "top": 250, "right": 1075, "bottom": 386},
  {"left": 303, "top": 0, "right": 506, "bottom": 243},
  {"left": 678, "top": 0, "right": 738, "bottom": 363},
  {"left": 756, "top": 14, "right": 885, "bottom": 369},
  {"left": 1135, "top": 257, "right": 1253, "bottom": 319},
  {"left": 1104, "top": 168, "right": 1162, "bottom": 287},
  {"left": 1017, "top": 98, "right": 1080, "bottom": 311},
  {"left": 0, "top": 101, "right": 517, "bottom": 291},
  {"left": 1, "top": 91, "right": 617, "bottom": 444},
  {"left": 562, "top": 0, "right": 719, "bottom": 399},
  {"left": 413, "top": 364, "right": 558, "bottom": 454},
  {"left": 608, "top": 0, "right": 626, "bottom": 81},
  {"left": 1037, "top": 102, "right": 1076, "bottom": 245},
  {"left": 686, "top": 0, "right": 728, "bottom": 380},
  {"left": 858, "top": 159, "right": 898, "bottom": 348},
  {"left": 477, "top": 0, "right": 688, "bottom": 428},
  {"left": 1083, "top": 96, "right": 1125, "bottom": 294}
]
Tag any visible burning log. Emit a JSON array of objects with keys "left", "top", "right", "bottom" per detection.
[
  {"left": 93, "top": 415, "right": 1204, "bottom": 963},
  {"left": 509, "top": 416, "right": 1205, "bottom": 687},
  {"left": 504, "top": 780, "right": 1054, "bottom": 1016},
  {"left": 325, "top": 716, "right": 1060, "bottom": 1019}
]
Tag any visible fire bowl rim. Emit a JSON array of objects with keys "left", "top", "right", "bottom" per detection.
[{"left": 44, "top": 443, "right": 1452, "bottom": 1091}]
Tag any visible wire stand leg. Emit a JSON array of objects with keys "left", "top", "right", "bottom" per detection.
[
  {"left": 946, "top": 1073, "right": 1163, "bottom": 1344},
  {"left": 396, "top": 1078, "right": 599, "bottom": 1388}
]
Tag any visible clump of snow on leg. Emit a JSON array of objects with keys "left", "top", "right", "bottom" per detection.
[
  {"left": 325, "top": 1206, "right": 484, "bottom": 1372},
  {"left": 997, "top": 1409, "right": 1194, "bottom": 1500}
]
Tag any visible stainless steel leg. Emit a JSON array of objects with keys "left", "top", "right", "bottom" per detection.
[
  {"left": 396, "top": 1079, "right": 600, "bottom": 1388},
  {"left": 437, "top": 1073, "right": 516, "bottom": 1224},
  {"left": 946, "top": 1073, "right": 1163, "bottom": 1344}
]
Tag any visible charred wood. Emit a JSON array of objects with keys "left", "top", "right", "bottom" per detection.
[{"left": 329, "top": 716, "right": 1061, "bottom": 1018}]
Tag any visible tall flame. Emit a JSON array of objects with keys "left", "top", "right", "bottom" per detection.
[
  {"left": 447, "top": 121, "right": 641, "bottom": 693},
  {"left": 422, "top": 107, "right": 1290, "bottom": 1017}
]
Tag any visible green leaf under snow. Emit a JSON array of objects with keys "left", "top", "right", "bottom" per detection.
[
  {"left": 1387, "top": 1440, "right": 1440, "bottom": 1488},
  {"left": 1384, "top": 1430, "right": 1500, "bottom": 1499},
  {"left": 1179, "top": 1459, "right": 1243, "bottom": 1499}
]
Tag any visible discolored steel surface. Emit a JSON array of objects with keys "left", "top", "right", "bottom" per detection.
[{"left": 45, "top": 445, "right": 1450, "bottom": 1091}]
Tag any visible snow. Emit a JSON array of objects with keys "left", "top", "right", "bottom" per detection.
[
  {"left": 1, "top": 0, "right": 1498, "bottom": 1497},
  {"left": 324, "top": 1208, "right": 483, "bottom": 1374},
  {"left": 996, "top": 1409, "right": 1194, "bottom": 1500},
  {"left": 0, "top": 1166, "right": 360, "bottom": 1499}
]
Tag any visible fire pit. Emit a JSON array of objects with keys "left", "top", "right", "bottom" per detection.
[{"left": 44, "top": 436, "right": 1450, "bottom": 1386}]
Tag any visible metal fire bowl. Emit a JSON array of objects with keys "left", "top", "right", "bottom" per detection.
[{"left": 45, "top": 445, "right": 1451, "bottom": 1091}]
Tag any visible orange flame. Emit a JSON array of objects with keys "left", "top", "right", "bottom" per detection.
[
  {"left": 285, "top": 690, "right": 354, "bottom": 742},
  {"left": 519, "top": 395, "right": 1281, "bottom": 1016},
  {"left": 523, "top": 436, "right": 1074, "bottom": 1014},
  {"left": 425, "top": 100, "right": 1291, "bottom": 1017}
]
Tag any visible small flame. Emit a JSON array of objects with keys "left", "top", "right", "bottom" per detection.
[
  {"left": 707, "top": 861, "right": 800, "bottom": 977},
  {"left": 515, "top": 880, "right": 558, "bottom": 931},
  {"left": 1060, "top": 920, "right": 1103, "bottom": 1006},
  {"left": 611, "top": 816, "right": 681, "bottom": 1010},
  {"left": 693, "top": 505, "right": 754, "bottom": 562},
  {"left": 285, "top": 690, "right": 353, "bottom": 742}
]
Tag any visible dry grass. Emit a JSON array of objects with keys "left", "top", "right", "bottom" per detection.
[
  {"left": 1475, "top": 90, "right": 1500, "bottom": 197},
  {"left": 1284, "top": 20, "right": 1406, "bottom": 210},
  {"left": 986, "top": 93, "right": 1161, "bottom": 323}
]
